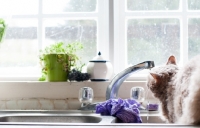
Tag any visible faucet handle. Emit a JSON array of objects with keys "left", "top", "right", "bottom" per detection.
[
  {"left": 79, "top": 87, "right": 93, "bottom": 107},
  {"left": 130, "top": 87, "right": 145, "bottom": 103}
]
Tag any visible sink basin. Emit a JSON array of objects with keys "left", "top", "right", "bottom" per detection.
[
  {"left": 141, "top": 115, "right": 165, "bottom": 123},
  {"left": 0, "top": 110, "right": 193, "bottom": 127},
  {"left": 0, "top": 110, "right": 166, "bottom": 125},
  {"left": 0, "top": 115, "right": 102, "bottom": 123},
  {"left": 0, "top": 110, "right": 108, "bottom": 124},
  {"left": 111, "top": 115, "right": 166, "bottom": 123}
]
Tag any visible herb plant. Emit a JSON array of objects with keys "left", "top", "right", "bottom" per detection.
[
  {"left": 0, "top": 18, "right": 6, "bottom": 43},
  {"left": 39, "top": 42, "right": 83, "bottom": 81}
]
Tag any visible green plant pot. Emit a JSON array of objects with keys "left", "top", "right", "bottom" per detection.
[
  {"left": 0, "top": 19, "right": 7, "bottom": 43},
  {"left": 44, "top": 54, "right": 69, "bottom": 82}
]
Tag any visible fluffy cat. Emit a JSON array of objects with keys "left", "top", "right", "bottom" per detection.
[{"left": 147, "top": 55, "right": 200, "bottom": 125}]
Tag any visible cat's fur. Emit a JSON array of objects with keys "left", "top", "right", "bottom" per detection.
[{"left": 147, "top": 55, "right": 200, "bottom": 125}]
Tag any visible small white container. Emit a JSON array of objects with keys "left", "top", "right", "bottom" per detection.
[{"left": 87, "top": 52, "right": 113, "bottom": 81}]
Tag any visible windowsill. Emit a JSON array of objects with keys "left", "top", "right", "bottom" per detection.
[
  {"left": 0, "top": 72, "right": 155, "bottom": 106},
  {"left": 0, "top": 73, "right": 149, "bottom": 82}
]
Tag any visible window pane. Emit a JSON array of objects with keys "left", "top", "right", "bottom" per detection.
[
  {"left": 43, "top": 0, "right": 97, "bottom": 13},
  {"left": 44, "top": 19, "right": 97, "bottom": 66},
  {"left": 188, "top": 0, "right": 200, "bottom": 10},
  {"left": 127, "top": 0, "right": 180, "bottom": 11},
  {"left": 188, "top": 18, "right": 200, "bottom": 59},
  {"left": 127, "top": 19, "right": 180, "bottom": 66},
  {"left": 0, "top": 19, "right": 38, "bottom": 76},
  {"left": 0, "top": 0, "right": 38, "bottom": 15}
]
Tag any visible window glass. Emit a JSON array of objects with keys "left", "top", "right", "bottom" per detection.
[
  {"left": 127, "top": 0, "right": 180, "bottom": 11},
  {"left": 188, "top": 18, "right": 200, "bottom": 59},
  {"left": 0, "top": 19, "right": 38, "bottom": 76},
  {"left": 0, "top": 0, "right": 38, "bottom": 15},
  {"left": 43, "top": 0, "right": 97, "bottom": 13},
  {"left": 127, "top": 18, "right": 180, "bottom": 66},
  {"left": 44, "top": 19, "right": 97, "bottom": 65},
  {"left": 188, "top": 0, "right": 200, "bottom": 10}
]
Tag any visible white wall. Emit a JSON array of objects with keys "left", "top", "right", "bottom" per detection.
[{"left": 0, "top": 81, "right": 158, "bottom": 110}]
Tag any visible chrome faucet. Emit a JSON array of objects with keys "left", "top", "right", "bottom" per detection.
[
  {"left": 106, "top": 61, "right": 154, "bottom": 100},
  {"left": 79, "top": 61, "right": 154, "bottom": 111}
]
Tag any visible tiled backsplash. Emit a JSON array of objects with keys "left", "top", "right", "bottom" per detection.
[
  {"left": 0, "top": 81, "right": 157, "bottom": 110},
  {"left": 0, "top": 98, "right": 105, "bottom": 110}
]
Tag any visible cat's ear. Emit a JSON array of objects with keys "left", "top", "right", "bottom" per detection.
[
  {"left": 166, "top": 55, "right": 176, "bottom": 65},
  {"left": 150, "top": 73, "right": 162, "bottom": 82}
]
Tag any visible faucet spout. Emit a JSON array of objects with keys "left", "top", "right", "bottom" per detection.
[{"left": 106, "top": 61, "right": 154, "bottom": 100}]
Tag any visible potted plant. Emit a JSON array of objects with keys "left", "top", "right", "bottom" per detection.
[
  {"left": 0, "top": 18, "right": 7, "bottom": 43},
  {"left": 39, "top": 42, "right": 83, "bottom": 82}
]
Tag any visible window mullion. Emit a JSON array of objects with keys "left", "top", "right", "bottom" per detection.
[
  {"left": 38, "top": 0, "right": 43, "bottom": 50},
  {"left": 180, "top": 0, "right": 188, "bottom": 65},
  {"left": 97, "top": 0, "right": 109, "bottom": 59},
  {"left": 125, "top": 11, "right": 184, "bottom": 18},
  {"left": 108, "top": 0, "right": 114, "bottom": 65},
  {"left": 113, "top": 0, "right": 126, "bottom": 74},
  {"left": 42, "top": 13, "right": 99, "bottom": 18}
]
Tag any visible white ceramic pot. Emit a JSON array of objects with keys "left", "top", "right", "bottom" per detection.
[{"left": 87, "top": 52, "right": 113, "bottom": 81}]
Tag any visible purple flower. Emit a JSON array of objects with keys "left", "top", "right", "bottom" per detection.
[{"left": 96, "top": 98, "right": 142, "bottom": 123}]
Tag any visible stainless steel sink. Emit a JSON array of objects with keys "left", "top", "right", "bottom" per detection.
[
  {"left": 111, "top": 115, "right": 165, "bottom": 123},
  {"left": 2, "top": 110, "right": 199, "bottom": 128},
  {"left": 141, "top": 115, "right": 165, "bottom": 123},
  {"left": 0, "top": 115, "right": 101, "bottom": 123},
  {"left": 0, "top": 110, "right": 165, "bottom": 125},
  {"left": 0, "top": 110, "right": 195, "bottom": 128},
  {"left": 0, "top": 110, "right": 114, "bottom": 124}
]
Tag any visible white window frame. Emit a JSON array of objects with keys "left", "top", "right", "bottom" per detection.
[
  {"left": 1, "top": 0, "right": 200, "bottom": 81},
  {"left": 0, "top": 0, "right": 110, "bottom": 81},
  {"left": 113, "top": 0, "right": 200, "bottom": 81}
]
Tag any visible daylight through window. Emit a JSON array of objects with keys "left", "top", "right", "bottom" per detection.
[{"left": 0, "top": 0, "right": 199, "bottom": 80}]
